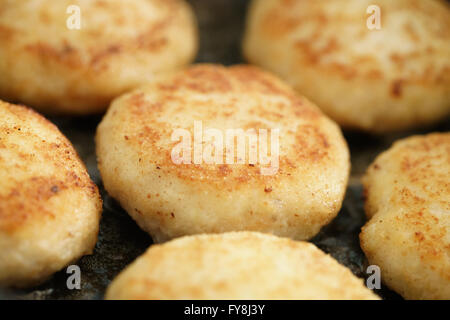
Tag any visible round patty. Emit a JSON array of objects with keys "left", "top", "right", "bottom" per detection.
[
  {"left": 0, "top": 100, "right": 102, "bottom": 287},
  {"left": 243, "top": 0, "right": 450, "bottom": 132},
  {"left": 361, "top": 133, "right": 450, "bottom": 299},
  {"left": 96, "top": 64, "right": 350, "bottom": 242},
  {"left": 106, "top": 232, "right": 379, "bottom": 300},
  {"left": 0, "top": 0, "right": 198, "bottom": 114}
]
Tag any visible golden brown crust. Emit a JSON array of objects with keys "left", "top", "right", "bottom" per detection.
[
  {"left": 244, "top": 0, "right": 450, "bottom": 132},
  {"left": 0, "top": 0, "right": 198, "bottom": 114},
  {"left": 256, "top": 0, "right": 450, "bottom": 84},
  {"left": 106, "top": 232, "right": 379, "bottom": 300},
  {"left": 0, "top": 102, "right": 100, "bottom": 232},
  {"left": 0, "top": 100, "right": 102, "bottom": 287},
  {"left": 360, "top": 133, "right": 450, "bottom": 299},
  {"left": 96, "top": 64, "right": 350, "bottom": 242},
  {"left": 114, "top": 65, "right": 328, "bottom": 188}
]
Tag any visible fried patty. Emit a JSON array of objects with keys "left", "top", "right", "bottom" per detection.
[
  {"left": 0, "top": 0, "right": 198, "bottom": 114},
  {"left": 106, "top": 232, "right": 379, "bottom": 300},
  {"left": 96, "top": 64, "right": 350, "bottom": 242},
  {"left": 0, "top": 100, "right": 102, "bottom": 287},
  {"left": 243, "top": 0, "right": 450, "bottom": 132},
  {"left": 361, "top": 133, "right": 450, "bottom": 299}
]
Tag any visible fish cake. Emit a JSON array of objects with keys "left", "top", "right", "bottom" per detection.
[
  {"left": 243, "top": 0, "right": 450, "bottom": 132},
  {"left": 106, "top": 232, "right": 379, "bottom": 300},
  {"left": 96, "top": 64, "right": 350, "bottom": 242},
  {"left": 0, "top": 0, "right": 198, "bottom": 114},
  {"left": 361, "top": 133, "right": 450, "bottom": 299},
  {"left": 0, "top": 100, "right": 102, "bottom": 287}
]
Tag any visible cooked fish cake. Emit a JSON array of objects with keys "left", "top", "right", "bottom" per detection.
[
  {"left": 96, "top": 64, "right": 350, "bottom": 242},
  {"left": 106, "top": 232, "right": 379, "bottom": 300},
  {"left": 361, "top": 133, "right": 450, "bottom": 299},
  {"left": 0, "top": 100, "right": 102, "bottom": 287},
  {"left": 0, "top": 0, "right": 198, "bottom": 114},
  {"left": 243, "top": 0, "right": 450, "bottom": 132}
]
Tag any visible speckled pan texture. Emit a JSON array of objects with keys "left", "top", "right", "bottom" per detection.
[{"left": 0, "top": 0, "right": 449, "bottom": 300}]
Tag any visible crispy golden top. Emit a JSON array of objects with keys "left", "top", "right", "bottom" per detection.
[
  {"left": 0, "top": 101, "right": 100, "bottom": 232},
  {"left": 248, "top": 0, "right": 450, "bottom": 85},
  {"left": 362, "top": 133, "right": 450, "bottom": 297},
  {"left": 106, "top": 232, "right": 379, "bottom": 300},
  {"left": 0, "top": 0, "right": 192, "bottom": 71},
  {"left": 99, "top": 64, "right": 348, "bottom": 191}
]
